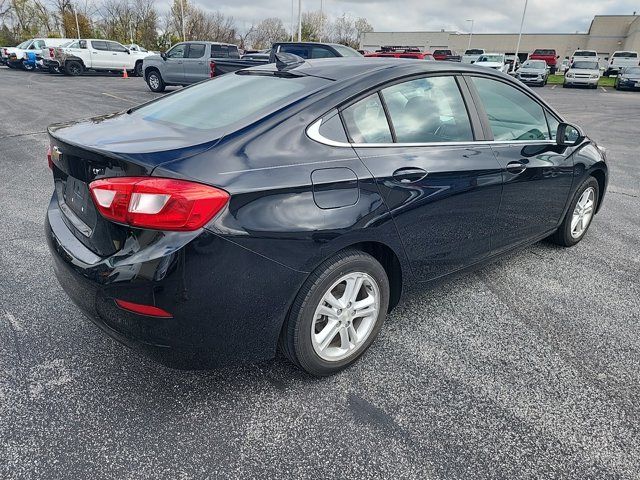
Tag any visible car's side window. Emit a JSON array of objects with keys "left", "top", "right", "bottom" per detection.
[
  {"left": 318, "top": 111, "right": 349, "bottom": 143},
  {"left": 108, "top": 42, "right": 128, "bottom": 53},
  {"left": 280, "top": 45, "right": 310, "bottom": 59},
  {"left": 167, "top": 44, "right": 186, "bottom": 58},
  {"left": 341, "top": 93, "right": 393, "bottom": 144},
  {"left": 311, "top": 47, "right": 334, "bottom": 59},
  {"left": 545, "top": 111, "right": 560, "bottom": 140},
  {"left": 92, "top": 41, "right": 109, "bottom": 51},
  {"left": 471, "top": 76, "right": 551, "bottom": 141},
  {"left": 381, "top": 76, "right": 473, "bottom": 143},
  {"left": 187, "top": 43, "right": 205, "bottom": 58}
]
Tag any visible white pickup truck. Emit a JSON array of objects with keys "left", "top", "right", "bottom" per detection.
[
  {"left": 44, "top": 38, "right": 154, "bottom": 76},
  {"left": 1, "top": 38, "right": 71, "bottom": 70},
  {"left": 604, "top": 51, "right": 639, "bottom": 77},
  {"left": 461, "top": 48, "right": 485, "bottom": 64}
]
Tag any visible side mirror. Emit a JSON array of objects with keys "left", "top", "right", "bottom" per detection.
[
  {"left": 160, "top": 51, "right": 167, "bottom": 60},
  {"left": 556, "top": 55, "right": 560, "bottom": 59},
  {"left": 126, "top": 49, "right": 130, "bottom": 54},
  {"left": 604, "top": 57, "right": 609, "bottom": 61},
  {"left": 556, "top": 122, "right": 584, "bottom": 147}
]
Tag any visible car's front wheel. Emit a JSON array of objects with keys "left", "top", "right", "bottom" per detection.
[
  {"left": 549, "top": 177, "right": 599, "bottom": 247},
  {"left": 146, "top": 70, "right": 165, "bottom": 92},
  {"left": 64, "top": 60, "right": 83, "bottom": 76},
  {"left": 280, "top": 249, "right": 390, "bottom": 376}
]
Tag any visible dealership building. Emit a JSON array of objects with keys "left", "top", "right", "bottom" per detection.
[{"left": 360, "top": 15, "right": 640, "bottom": 61}]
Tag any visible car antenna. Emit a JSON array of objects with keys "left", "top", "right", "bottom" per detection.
[{"left": 274, "top": 52, "right": 305, "bottom": 71}]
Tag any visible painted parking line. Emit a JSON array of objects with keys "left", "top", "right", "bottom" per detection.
[
  {"left": 601, "top": 87, "right": 607, "bottom": 93},
  {"left": 101, "top": 92, "right": 137, "bottom": 103},
  {"left": 551, "top": 85, "right": 557, "bottom": 89}
]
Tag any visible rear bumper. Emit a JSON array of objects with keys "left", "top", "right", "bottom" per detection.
[
  {"left": 45, "top": 194, "right": 306, "bottom": 369},
  {"left": 42, "top": 58, "right": 60, "bottom": 69}
]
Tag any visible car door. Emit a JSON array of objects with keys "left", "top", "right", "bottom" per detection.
[
  {"left": 341, "top": 75, "right": 503, "bottom": 281},
  {"left": 88, "top": 40, "right": 111, "bottom": 69},
  {"left": 465, "top": 75, "right": 574, "bottom": 251},
  {"left": 163, "top": 43, "right": 187, "bottom": 83},
  {"left": 182, "top": 43, "right": 207, "bottom": 84},
  {"left": 106, "top": 41, "right": 131, "bottom": 69}
]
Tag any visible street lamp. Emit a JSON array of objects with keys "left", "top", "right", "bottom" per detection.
[
  {"left": 297, "top": 0, "right": 302, "bottom": 42},
  {"left": 514, "top": 0, "right": 528, "bottom": 70},
  {"left": 466, "top": 19, "right": 474, "bottom": 50}
]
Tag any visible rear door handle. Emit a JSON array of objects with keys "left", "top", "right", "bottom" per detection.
[
  {"left": 505, "top": 161, "right": 526, "bottom": 173},
  {"left": 392, "top": 167, "right": 428, "bottom": 184}
]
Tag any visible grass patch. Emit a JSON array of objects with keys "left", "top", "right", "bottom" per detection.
[{"left": 547, "top": 74, "right": 615, "bottom": 87}]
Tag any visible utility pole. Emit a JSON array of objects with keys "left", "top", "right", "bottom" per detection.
[
  {"left": 297, "top": 0, "right": 302, "bottom": 42},
  {"left": 319, "top": 0, "right": 324, "bottom": 42},
  {"left": 74, "top": 6, "right": 80, "bottom": 39},
  {"left": 466, "top": 19, "right": 474, "bottom": 50},
  {"left": 290, "top": 0, "right": 295, "bottom": 41},
  {"left": 514, "top": 0, "right": 528, "bottom": 69},
  {"left": 180, "top": 0, "right": 186, "bottom": 42}
]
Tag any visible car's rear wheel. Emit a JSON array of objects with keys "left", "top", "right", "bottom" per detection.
[
  {"left": 280, "top": 249, "right": 390, "bottom": 376},
  {"left": 549, "top": 177, "right": 599, "bottom": 247},
  {"left": 64, "top": 60, "right": 83, "bottom": 76},
  {"left": 22, "top": 60, "right": 34, "bottom": 71},
  {"left": 146, "top": 70, "right": 165, "bottom": 92}
]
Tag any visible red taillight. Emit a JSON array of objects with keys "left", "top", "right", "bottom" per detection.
[
  {"left": 89, "top": 177, "right": 229, "bottom": 231},
  {"left": 47, "top": 146, "right": 53, "bottom": 170},
  {"left": 115, "top": 299, "right": 173, "bottom": 318},
  {"left": 209, "top": 60, "right": 216, "bottom": 78},
  {"left": 48, "top": 47, "right": 54, "bottom": 58}
]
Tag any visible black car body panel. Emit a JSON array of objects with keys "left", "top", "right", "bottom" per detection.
[{"left": 45, "top": 59, "right": 608, "bottom": 368}]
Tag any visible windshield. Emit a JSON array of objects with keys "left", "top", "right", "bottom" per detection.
[
  {"left": 572, "top": 61, "right": 598, "bottom": 70},
  {"left": 623, "top": 67, "right": 640, "bottom": 75},
  {"left": 465, "top": 49, "right": 483, "bottom": 55},
  {"left": 16, "top": 40, "right": 31, "bottom": 49},
  {"left": 129, "top": 71, "right": 330, "bottom": 132},
  {"left": 478, "top": 55, "right": 503, "bottom": 63},
  {"left": 574, "top": 51, "right": 596, "bottom": 57},
  {"left": 522, "top": 60, "right": 546, "bottom": 69},
  {"left": 60, "top": 40, "right": 75, "bottom": 48},
  {"left": 332, "top": 44, "right": 361, "bottom": 57}
]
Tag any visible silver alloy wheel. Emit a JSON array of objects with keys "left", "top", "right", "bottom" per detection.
[
  {"left": 571, "top": 187, "right": 595, "bottom": 239},
  {"left": 311, "top": 272, "right": 380, "bottom": 362},
  {"left": 149, "top": 74, "right": 160, "bottom": 90}
]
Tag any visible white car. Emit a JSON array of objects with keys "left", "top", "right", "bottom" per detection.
[
  {"left": 2, "top": 38, "right": 71, "bottom": 70},
  {"left": 570, "top": 50, "right": 599, "bottom": 65},
  {"left": 461, "top": 48, "right": 485, "bottom": 64},
  {"left": 474, "top": 53, "right": 509, "bottom": 73},
  {"left": 46, "top": 39, "right": 154, "bottom": 76},
  {"left": 604, "top": 51, "right": 639, "bottom": 77},
  {"left": 563, "top": 60, "right": 601, "bottom": 88}
]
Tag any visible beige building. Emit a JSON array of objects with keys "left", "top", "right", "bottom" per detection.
[{"left": 360, "top": 15, "right": 640, "bottom": 61}]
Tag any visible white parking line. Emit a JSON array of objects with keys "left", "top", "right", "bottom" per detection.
[
  {"left": 101, "top": 92, "right": 136, "bottom": 103},
  {"left": 601, "top": 87, "right": 607, "bottom": 93},
  {"left": 551, "top": 85, "right": 557, "bottom": 90}
]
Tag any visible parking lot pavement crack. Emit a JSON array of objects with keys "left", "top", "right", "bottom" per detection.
[
  {"left": 608, "top": 189, "right": 638, "bottom": 199},
  {"left": 0, "top": 131, "right": 46, "bottom": 140},
  {"left": 1, "top": 310, "right": 28, "bottom": 394}
]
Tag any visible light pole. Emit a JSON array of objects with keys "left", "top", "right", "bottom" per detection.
[
  {"left": 73, "top": 6, "right": 81, "bottom": 39},
  {"left": 514, "top": 0, "right": 528, "bottom": 70},
  {"left": 466, "top": 19, "right": 474, "bottom": 50},
  {"left": 319, "top": 0, "right": 324, "bottom": 42},
  {"left": 297, "top": 0, "right": 302, "bottom": 42},
  {"left": 291, "top": 0, "right": 295, "bottom": 41},
  {"left": 180, "top": 0, "right": 186, "bottom": 42}
]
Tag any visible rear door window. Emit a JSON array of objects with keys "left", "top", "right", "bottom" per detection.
[
  {"left": 211, "top": 44, "right": 230, "bottom": 58},
  {"left": 381, "top": 76, "right": 473, "bottom": 143},
  {"left": 279, "top": 45, "right": 310, "bottom": 59},
  {"left": 470, "top": 76, "right": 551, "bottom": 141},
  {"left": 310, "top": 47, "right": 335, "bottom": 58},
  {"left": 108, "top": 42, "right": 128, "bottom": 53},
  {"left": 187, "top": 43, "right": 206, "bottom": 58},
  {"left": 92, "top": 41, "right": 109, "bottom": 51},
  {"left": 341, "top": 93, "right": 392, "bottom": 143}
]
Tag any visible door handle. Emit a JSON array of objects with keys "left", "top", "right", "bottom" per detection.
[
  {"left": 505, "top": 161, "right": 526, "bottom": 173},
  {"left": 392, "top": 167, "right": 428, "bottom": 184}
]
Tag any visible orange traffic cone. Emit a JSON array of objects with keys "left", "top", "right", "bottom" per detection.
[{"left": 122, "top": 67, "right": 128, "bottom": 79}]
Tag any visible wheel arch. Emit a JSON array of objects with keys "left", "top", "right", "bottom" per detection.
[
  {"left": 144, "top": 65, "right": 160, "bottom": 80},
  {"left": 589, "top": 167, "right": 607, "bottom": 213}
]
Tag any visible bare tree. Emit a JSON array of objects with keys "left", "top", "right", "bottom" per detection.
[{"left": 249, "top": 17, "right": 287, "bottom": 50}]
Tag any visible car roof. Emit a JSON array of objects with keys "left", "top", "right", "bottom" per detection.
[{"left": 247, "top": 57, "right": 515, "bottom": 81}]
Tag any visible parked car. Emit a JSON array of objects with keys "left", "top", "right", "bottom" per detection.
[
  {"left": 558, "top": 58, "right": 571, "bottom": 74},
  {"left": 614, "top": 66, "right": 640, "bottom": 90},
  {"left": 604, "top": 51, "right": 639, "bottom": 77},
  {"left": 365, "top": 46, "right": 434, "bottom": 60},
  {"left": 515, "top": 59, "right": 549, "bottom": 86},
  {"left": 143, "top": 41, "right": 361, "bottom": 92},
  {"left": 504, "top": 53, "right": 522, "bottom": 73},
  {"left": 563, "top": 60, "right": 601, "bottom": 88},
  {"left": 461, "top": 48, "right": 485, "bottom": 64},
  {"left": 570, "top": 50, "right": 599, "bottom": 65},
  {"left": 432, "top": 49, "right": 461, "bottom": 61},
  {"left": 4, "top": 38, "right": 72, "bottom": 70},
  {"left": 45, "top": 38, "right": 154, "bottom": 76},
  {"left": 45, "top": 58, "right": 607, "bottom": 376},
  {"left": 474, "top": 53, "right": 509, "bottom": 72},
  {"left": 529, "top": 48, "right": 559, "bottom": 74},
  {"left": 242, "top": 49, "right": 270, "bottom": 61}
]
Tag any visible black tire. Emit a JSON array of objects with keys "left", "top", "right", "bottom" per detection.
[
  {"left": 64, "top": 60, "right": 83, "bottom": 76},
  {"left": 280, "top": 249, "right": 390, "bottom": 376},
  {"left": 549, "top": 177, "right": 599, "bottom": 247},
  {"left": 562, "top": 82, "right": 567, "bottom": 88},
  {"left": 48, "top": 66, "right": 61, "bottom": 74},
  {"left": 146, "top": 70, "right": 165, "bottom": 92},
  {"left": 22, "top": 60, "right": 35, "bottom": 71},
  {"left": 550, "top": 66, "right": 557, "bottom": 75},
  {"left": 134, "top": 61, "right": 143, "bottom": 77}
]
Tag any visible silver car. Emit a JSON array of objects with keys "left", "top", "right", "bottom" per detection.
[
  {"left": 515, "top": 60, "right": 549, "bottom": 86},
  {"left": 564, "top": 61, "right": 600, "bottom": 89}
]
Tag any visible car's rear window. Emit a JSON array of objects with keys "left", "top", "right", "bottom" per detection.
[
  {"left": 130, "top": 72, "right": 330, "bottom": 132},
  {"left": 574, "top": 51, "right": 596, "bottom": 57},
  {"left": 533, "top": 49, "right": 555, "bottom": 55},
  {"left": 613, "top": 51, "right": 638, "bottom": 58},
  {"left": 332, "top": 44, "right": 361, "bottom": 57},
  {"left": 465, "top": 49, "right": 483, "bottom": 55}
]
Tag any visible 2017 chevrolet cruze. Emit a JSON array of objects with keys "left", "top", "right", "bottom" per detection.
[{"left": 45, "top": 57, "right": 608, "bottom": 376}]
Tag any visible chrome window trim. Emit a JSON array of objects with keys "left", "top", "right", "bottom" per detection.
[{"left": 307, "top": 118, "right": 555, "bottom": 148}]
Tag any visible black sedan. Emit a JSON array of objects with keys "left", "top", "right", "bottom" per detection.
[
  {"left": 45, "top": 57, "right": 608, "bottom": 376},
  {"left": 615, "top": 66, "right": 640, "bottom": 90}
]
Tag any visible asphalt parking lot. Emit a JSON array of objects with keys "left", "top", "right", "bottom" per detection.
[{"left": 1, "top": 67, "right": 639, "bottom": 480}]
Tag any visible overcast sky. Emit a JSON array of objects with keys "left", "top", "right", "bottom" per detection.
[{"left": 161, "top": 0, "right": 639, "bottom": 34}]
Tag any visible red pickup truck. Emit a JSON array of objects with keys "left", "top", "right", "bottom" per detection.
[
  {"left": 529, "top": 48, "right": 560, "bottom": 73},
  {"left": 365, "top": 46, "right": 435, "bottom": 60}
]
